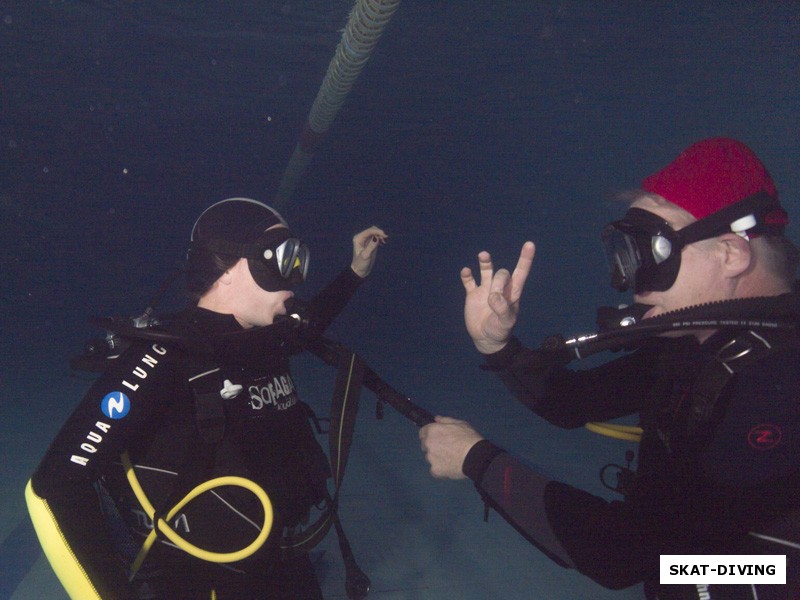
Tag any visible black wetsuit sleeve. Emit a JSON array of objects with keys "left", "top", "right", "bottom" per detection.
[
  {"left": 460, "top": 339, "right": 668, "bottom": 588},
  {"left": 30, "top": 341, "right": 180, "bottom": 599},
  {"left": 483, "top": 336, "right": 661, "bottom": 427},
  {"left": 302, "top": 267, "right": 364, "bottom": 337},
  {"left": 463, "top": 442, "right": 665, "bottom": 589}
]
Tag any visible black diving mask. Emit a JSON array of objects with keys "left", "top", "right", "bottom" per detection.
[
  {"left": 601, "top": 191, "right": 780, "bottom": 294},
  {"left": 194, "top": 228, "right": 310, "bottom": 292},
  {"left": 246, "top": 229, "right": 309, "bottom": 292},
  {"left": 601, "top": 208, "right": 683, "bottom": 293}
]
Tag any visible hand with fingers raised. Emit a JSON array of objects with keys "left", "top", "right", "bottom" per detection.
[
  {"left": 460, "top": 241, "right": 535, "bottom": 354},
  {"left": 350, "top": 226, "right": 388, "bottom": 278}
]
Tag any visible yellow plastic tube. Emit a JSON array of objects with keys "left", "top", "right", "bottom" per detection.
[
  {"left": 122, "top": 452, "right": 274, "bottom": 579},
  {"left": 585, "top": 422, "right": 643, "bottom": 443}
]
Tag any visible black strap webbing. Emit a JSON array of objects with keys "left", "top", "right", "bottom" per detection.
[
  {"left": 279, "top": 348, "right": 365, "bottom": 555},
  {"left": 279, "top": 345, "right": 371, "bottom": 599}
]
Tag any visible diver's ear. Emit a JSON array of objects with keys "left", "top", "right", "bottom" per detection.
[
  {"left": 718, "top": 233, "right": 752, "bottom": 279},
  {"left": 218, "top": 258, "right": 246, "bottom": 287},
  {"left": 217, "top": 269, "right": 233, "bottom": 286}
]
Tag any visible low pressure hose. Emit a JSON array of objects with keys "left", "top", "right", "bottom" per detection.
[
  {"left": 585, "top": 422, "right": 643, "bottom": 443},
  {"left": 121, "top": 452, "right": 274, "bottom": 580}
]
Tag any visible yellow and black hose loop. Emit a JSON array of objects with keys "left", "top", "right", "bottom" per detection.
[
  {"left": 585, "top": 422, "right": 643, "bottom": 443},
  {"left": 121, "top": 452, "right": 273, "bottom": 580}
]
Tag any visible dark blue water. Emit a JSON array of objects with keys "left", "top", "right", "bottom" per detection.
[{"left": 1, "top": 2, "right": 798, "bottom": 598}]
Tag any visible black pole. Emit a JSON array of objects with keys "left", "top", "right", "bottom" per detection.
[{"left": 306, "top": 337, "right": 434, "bottom": 427}]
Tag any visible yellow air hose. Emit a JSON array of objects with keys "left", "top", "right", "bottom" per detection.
[
  {"left": 585, "top": 422, "right": 643, "bottom": 443},
  {"left": 121, "top": 452, "right": 274, "bottom": 580}
]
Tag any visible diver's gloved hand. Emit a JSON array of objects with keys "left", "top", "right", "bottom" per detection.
[
  {"left": 350, "top": 226, "right": 388, "bottom": 278},
  {"left": 461, "top": 241, "right": 535, "bottom": 354}
]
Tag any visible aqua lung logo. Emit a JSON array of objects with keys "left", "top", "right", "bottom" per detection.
[
  {"left": 101, "top": 391, "right": 131, "bottom": 419},
  {"left": 70, "top": 344, "right": 167, "bottom": 467}
]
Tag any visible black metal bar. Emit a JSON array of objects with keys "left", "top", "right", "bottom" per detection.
[{"left": 306, "top": 337, "right": 434, "bottom": 427}]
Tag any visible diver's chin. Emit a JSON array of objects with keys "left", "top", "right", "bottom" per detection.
[{"left": 276, "top": 291, "right": 295, "bottom": 313}]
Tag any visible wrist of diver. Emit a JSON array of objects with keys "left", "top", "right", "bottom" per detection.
[
  {"left": 480, "top": 336, "right": 523, "bottom": 370},
  {"left": 462, "top": 439, "right": 506, "bottom": 483},
  {"left": 476, "top": 339, "right": 509, "bottom": 355},
  {"left": 349, "top": 264, "right": 368, "bottom": 279}
]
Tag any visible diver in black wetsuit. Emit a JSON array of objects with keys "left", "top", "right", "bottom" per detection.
[
  {"left": 28, "top": 198, "right": 387, "bottom": 599},
  {"left": 419, "top": 138, "right": 800, "bottom": 599}
]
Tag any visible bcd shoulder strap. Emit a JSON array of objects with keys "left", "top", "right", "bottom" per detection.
[
  {"left": 189, "top": 366, "right": 227, "bottom": 445},
  {"left": 279, "top": 344, "right": 371, "bottom": 598},
  {"left": 149, "top": 364, "right": 226, "bottom": 526},
  {"left": 689, "top": 329, "right": 795, "bottom": 435},
  {"left": 279, "top": 348, "right": 366, "bottom": 555}
]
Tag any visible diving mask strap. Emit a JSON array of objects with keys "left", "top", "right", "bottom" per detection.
[{"left": 675, "top": 190, "right": 781, "bottom": 247}]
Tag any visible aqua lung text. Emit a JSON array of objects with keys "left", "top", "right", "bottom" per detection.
[
  {"left": 70, "top": 345, "right": 168, "bottom": 466},
  {"left": 121, "top": 345, "right": 168, "bottom": 392}
]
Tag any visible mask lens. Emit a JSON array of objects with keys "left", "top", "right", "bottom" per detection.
[
  {"left": 248, "top": 231, "right": 310, "bottom": 291},
  {"left": 651, "top": 236, "right": 672, "bottom": 264},
  {"left": 295, "top": 244, "right": 309, "bottom": 280},
  {"left": 274, "top": 239, "right": 309, "bottom": 280},
  {"left": 275, "top": 239, "right": 295, "bottom": 278},
  {"left": 602, "top": 226, "right": 643, "bottom": 292},
  {"left": 602, "top": 208, "right": 683, "bottom": 293}
]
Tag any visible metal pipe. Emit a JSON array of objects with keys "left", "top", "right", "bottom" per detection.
[{"left": 274, "top": 0, "right": 401, "bottom": 208}]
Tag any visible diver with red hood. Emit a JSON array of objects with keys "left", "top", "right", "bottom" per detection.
[{"left": 421, "top": 138, "right": 800, "bottom": 599}]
